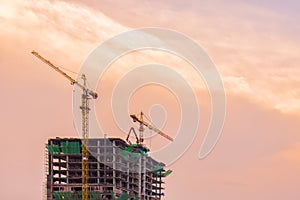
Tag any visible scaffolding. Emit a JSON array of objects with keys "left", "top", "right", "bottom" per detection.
[{"left": 45, "top": 138, "right": 171, "bottom": 200}]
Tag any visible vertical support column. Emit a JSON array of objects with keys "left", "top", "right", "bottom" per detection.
[
  {"left": 81, "top": 75, "right": 90, "bottom": 200},
  {"left": 81, "top": 97, "right": 89, "bottom": 200},
  {"left": 66, "top": 155, "right": 69, "bottom": 190},
  {"left": 127, "top": 158, "right": 130, "bottom": 192},
  {"left": 113, "top": 140, "right": 116, "bottom": 190},
  {"left": 138, "top": 154, "right": 142, "bottom": 199},
  {"left": 58, "top": 154, "right": 61, "bottom": 185},
  {"left": 159, "top": 172, "right": 162, "bottom": 200},
  {"left": 104, "top": 139, "right": 107, "bottom": 185},
  {"left": 49, "top": 140, "right": 55, "bottom": 200},
  {"left": 43, "top": 144, "right": 47, "bottom": 200},
  {"left": 142, "top": 156, "right": 146, "bottom": 200},
  {"left": 44, "top": 143, "right": 50, "bottom": 200},
  {"left": 97, "top": 139, "right": 100, "bottom": 185}
]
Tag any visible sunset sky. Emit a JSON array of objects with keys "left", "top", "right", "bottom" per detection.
[{"left": 1, "top": 0, "right": 300, "bottom": 199}]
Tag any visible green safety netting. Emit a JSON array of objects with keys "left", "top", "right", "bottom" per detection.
[
  {"left": 152, "top": 165, "right": 164, "bottom": 173},
  {"left": 53, "top": 192, "right": 60, "bottom": 199},
  {"left": 61, "top": 141, "right": 80, "bottom": 154},
  {"left": 47, "top": 145, "right": 60, "bottom": 155},
  {"left": 53, "top": 192, "right": 73, "bottom": 200},
  {"left": 53, "top": 191, "right": 103, "bottom": 200},
  {"left": 125, "top": 147, "right": 134, "bottom": 152},
  {"left": 119, "top": 147, "right": 142, "bottom": 163},
  {"left": 89, "top": 191, "right": 102, "bottom": 200},
  {"left": 138, "top": 149, "right": 148, "bottom": 157},
  {"left": 53, "top": 191, "right": 138, "bottom": 200},
  {"left": 129, "top": 144, "right": 149, "bottom": 152},
  {"left": 128, "top": 153, "right": 140, "bottom": 162},
  {"left": 162, "top": 169, "right": 173, "bottom": 177},
  {"left": 48, "top": 142, "right": 80, "bottom": 155},
  {"left": 110, "top": 190, "right": 116, "bottom": 200},
  {"left": 117, "top": 192, "right": 130, "bottom": 200},
  {"left": 112, "top": 191, "right": 139, "bottom": 200},
  {"left": 119, "top": 147, "right": 133, "bottom": 160}
]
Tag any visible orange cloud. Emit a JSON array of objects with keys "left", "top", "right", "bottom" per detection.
[
  {"left": 275, "top": 143, "right": 300, "bottom": 165},
  {"left": 2, "top": 0, "right": 300, "bottom": 114}
]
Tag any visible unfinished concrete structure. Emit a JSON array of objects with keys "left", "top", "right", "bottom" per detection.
[{"left": 45, "top": 138, "right": 172, "bottom": 200}]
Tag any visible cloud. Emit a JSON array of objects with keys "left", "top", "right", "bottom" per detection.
[
  {"left": 0, "top": 0, "right": 127, "bottom": 67},
  {"left": 275, "top": 143, "right": 300, "bottom": 164},
  {"left": 2, "top": 0, "right": 299, "bottom": 114}
]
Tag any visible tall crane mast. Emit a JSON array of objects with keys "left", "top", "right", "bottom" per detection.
[
  {"left": 129, "top": 111, "right": 174, "bottom": 145},
  {"left": 32, "top": 51, "right": 97, "bottom": 200}
]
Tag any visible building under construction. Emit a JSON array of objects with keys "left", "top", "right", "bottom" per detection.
[
  {"left": 45, "top": 137, "right": 172, "bottom": 200},
  {"left": 32, "top": 52, "right": 173, "bottom": 200}
]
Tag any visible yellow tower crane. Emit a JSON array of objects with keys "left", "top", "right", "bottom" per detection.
[
  {"left": 129, "top": 112, "right": 174, "bottom": 145},
  {"left": 32, "top": 51, "right": 97, "bottom": 200}
]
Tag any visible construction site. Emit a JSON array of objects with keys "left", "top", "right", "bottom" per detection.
[
  {"left": 45, "top": 137, "right": 172, "bottom": 200},
  {"left": 32, "top": 52, "right": 173, "bottom": 200}
]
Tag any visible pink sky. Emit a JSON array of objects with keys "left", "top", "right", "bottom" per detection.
[{"left": 0, "top": 0, "right": 300, "bottom": 199}]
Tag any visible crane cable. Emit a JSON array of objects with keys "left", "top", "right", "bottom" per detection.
[{"left": 56, "top": 64, "right": 79, "bottom": 75}]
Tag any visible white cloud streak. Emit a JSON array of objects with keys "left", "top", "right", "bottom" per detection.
[{"left": 1, "top": 0, "right": 299, "bottom": 114}]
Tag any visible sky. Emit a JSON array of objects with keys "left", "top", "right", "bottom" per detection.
[{"left": 0, "top": 0, "right": 300, "bottom": 199}]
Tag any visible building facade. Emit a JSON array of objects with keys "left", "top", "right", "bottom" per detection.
[{"left": 45, "top": 138, "right": 172, "bottom": 200}]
